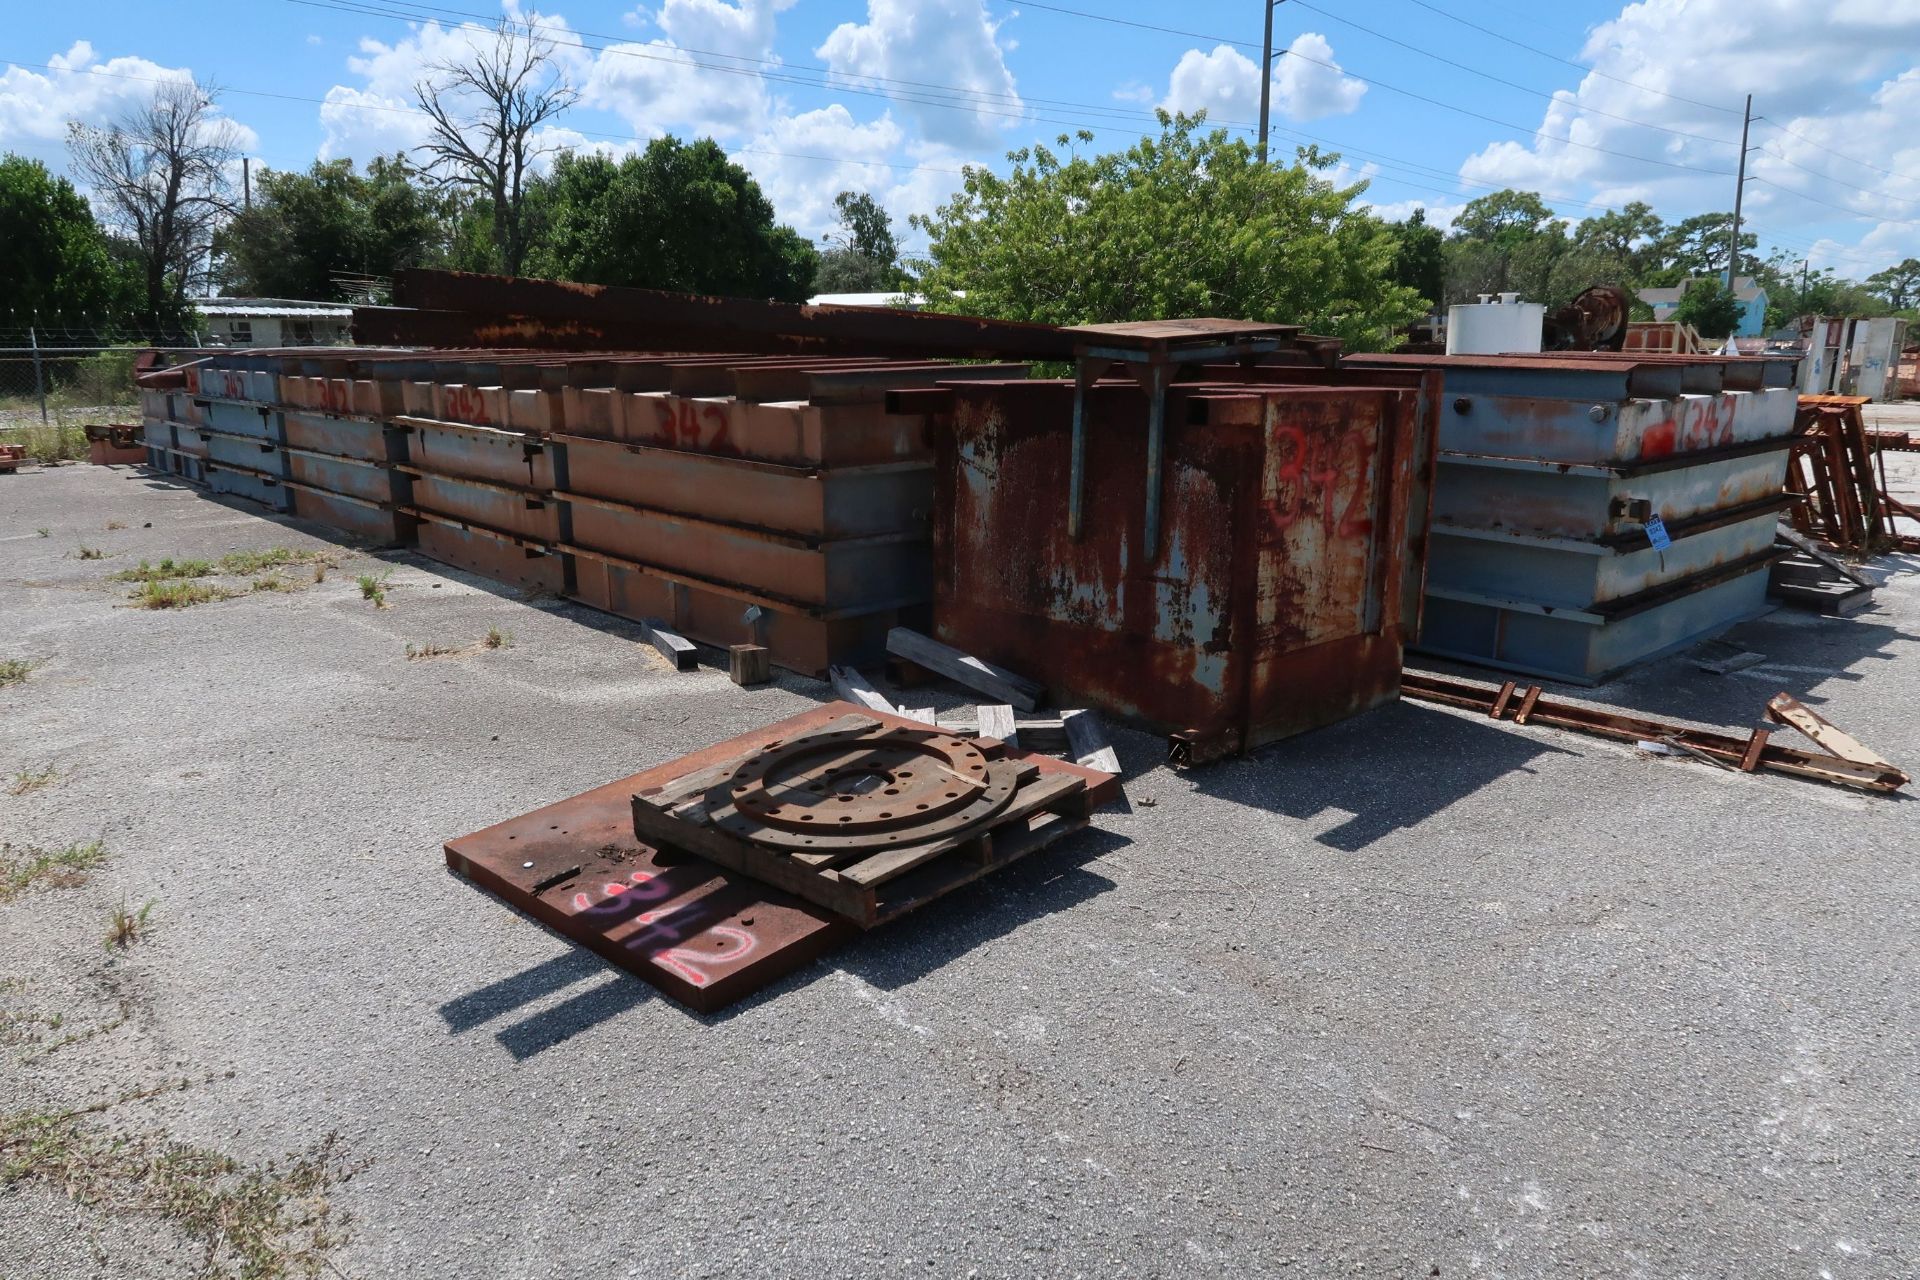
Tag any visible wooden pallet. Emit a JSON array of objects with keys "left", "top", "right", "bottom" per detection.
[{"left": 630, "top": 704, "right": 1115, "bottom": 927}]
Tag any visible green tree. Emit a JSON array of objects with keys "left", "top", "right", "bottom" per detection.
[
  {"left": 527, "top": 141, "right": 817, "bottom": 301},
  {"left": 1447, "top": 189, "right": 1560, "bottom": 296},
  {"left": 1673, "top": 277, "right": 1743, "bottom": 338},
  {"left": 814, "top": 191, "right": 903, "bottom": 294},
  {"left": 1573, "top": 201, "right": 1664, "bottom": 276},
  {"left": 1387, "top": 208, "right": 1445, "bottom": 311},
  {"left": 1649, "top": 212, "right": 1757, "bottom": 278},
  {"left": 1866, "top": 258, "right": 1920, "bottom": 311},
  {"left": 0, "top": 153, "right": 140, "bottom": 324},
  {"left": 910, "top": 113, "right": 1422, "bottom": 349},
  {"left": 214, "top": 156, "right": 450, "bottom": 299}
]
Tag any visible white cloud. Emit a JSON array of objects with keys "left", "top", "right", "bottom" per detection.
[
  {"left": 0, "top": 41, "right": 258, "bottom": 158},
  {"left": 581, "top": 0, "right": 793, "bottom": 140},
  {"left": 1363, "top": 197, "right": 1466, "bottom": 233},
  {"left": 816, "top": 0, "right": 1019, "bottom": 150},
  {"left": 1274, "top": 33, "right": 1367, "bottom": 120},
  {"left": 1456, "top": 0, "right": 1920, "bottom": 273},
  {"left": 1160, "top": 33, "right": 1366, "bottom": 126}
]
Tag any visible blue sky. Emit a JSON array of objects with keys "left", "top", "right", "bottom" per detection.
[{"left": 4, "top": 0, "right": 1918, "bottom": 282}]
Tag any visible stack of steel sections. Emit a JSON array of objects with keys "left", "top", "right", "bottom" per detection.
[
  {"left": 139, "top": 344, "right": 1016, "bottom": 674},
  {"left": 1346, "top": 351, "right": 1802, "bottom": 684},
  {"left": 137, "top": 375, "right": 210, "bottom": 485}
]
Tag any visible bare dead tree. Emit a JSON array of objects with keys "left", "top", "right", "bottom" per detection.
[
  {"left": 67, "top": 79, "right": 241, "bottom": 319},
  {"left": 414, "top": 18, "right": 578, "bottom": 277}
]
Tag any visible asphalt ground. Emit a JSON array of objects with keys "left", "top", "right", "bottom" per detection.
[{"left": 1, "top": 460, "right": 1916, "bottom": 1279}]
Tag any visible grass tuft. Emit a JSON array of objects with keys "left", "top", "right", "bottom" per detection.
[
  {"left": 404, "top": 641, "right": 455, "bottom": 661},
  {"left": 250, "top": 575, "right": 296, "bottom": 594},
  {"left": 106, "top": 520, "right": 127, "bottom": 531},
  {"left": 74, "top": 546, "right": 108, "bottom": 561},
  {"left": 131, "top": 580, "right": 239, "bottom": 610},
  {"left": 0, "top": 1109, "right": 357, "bottom": 1280},
  {"left": 311, "top": 562, "right": 327, "bottom": 584},
  {"left": 357, "top": 570, "right": 391, "bottom": 608},
  {"left": 35, "top": 527, "right": 49, "bottom": 538},
  {"left": 0, "top": 658, "right": 36, "bottom": 688},
  {"left": 103, "top": 897, "right": 157, "bottom": 952},
  {"left": 483, "top": 626, "right": 512, "bottom": 650},
  {"left": 8, "top": 766, "right": 60, "bottom": 796},
  {"left": 113, "top": 557, "right": 213, "bottom": 583},
  {"left": 217, "top": 547, "right": 326, "bottom": 575},
  {"left": 0, "top": 840, "right": 108, "bottom": 902}
]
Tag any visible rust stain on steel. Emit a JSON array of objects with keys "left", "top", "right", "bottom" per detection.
[{"left": 930, "top": 377, "right": 1434, "bottom": 760}]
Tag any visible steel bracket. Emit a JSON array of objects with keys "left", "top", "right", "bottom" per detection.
[{"left": 1064, "top": 327, "right": 1296, "bottom": 553}]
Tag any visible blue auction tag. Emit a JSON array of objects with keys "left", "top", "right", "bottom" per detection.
[{"left": 1646, "top": 514, "right": 1672, "bottom": 550}]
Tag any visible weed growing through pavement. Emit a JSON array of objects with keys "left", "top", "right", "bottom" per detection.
[
  {"left": 0, "top": 1102, "right": 357, "bottom": 1280},
  {"left": 74, "top": 546, "right": 107, "bottom": 560},
  {"left": 35, "top": 527, "right": 49, "bottom": 538},
  {"left": 106, "top": 520, "right": 126, "bottom": 531},
  {"left": 131, "top": 580, "right": 240, "bottom": 610},
  {"left": 0, "top": 840, "right": 107, "bottom": 902},
  {"left": 404, "top": 641, "right": 456, "bottom": 660},
  {"left": 103, "top": 897, "right": 157, "bottom": 952},
  {"left": 0, "top": 658, "right": 36, "bottom": 688},
  {"left": 216, "top": 547, "right": 328, "bottom": 575},
  {"left": 483, "top": 627, "right": 512, "bottom": 650},
  {"left": 7, "top": 766, "right": 60, "bottom": 796},
  {"left": 311, "top": 562, "right": 327, "bottom": 584},
  {"left": 113, "top": 557, "right": 213, "bottom": 583},
  {"left": 250, "top": 576, "right": 297, "bottom": 594},
  {"left": 357, "top": 570, "right": 392, "bottom": 607}
]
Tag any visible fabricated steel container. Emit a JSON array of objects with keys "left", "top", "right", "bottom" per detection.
[{"left": 926, "top": 373, "right": 1438, "bottom": 761}]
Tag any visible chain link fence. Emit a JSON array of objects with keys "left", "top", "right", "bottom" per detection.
[{"left": 0, "top": 323, "right": 199, "bottom": 462}]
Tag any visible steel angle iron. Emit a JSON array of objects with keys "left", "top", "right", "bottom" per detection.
[{"left": 705, "top": 722, "right": 1020, "bottom": 856}]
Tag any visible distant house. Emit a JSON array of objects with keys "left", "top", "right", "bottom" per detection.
[
  {"left": 197, "top": 298, "right": 354, "bottom": 348},
  {"left": 1635, "top": 276, "right": 1770, "bottom": 338}
]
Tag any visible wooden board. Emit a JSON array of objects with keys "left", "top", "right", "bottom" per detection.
[{"left": 886, "top": 627, "right": 1043, "bottom": 711}]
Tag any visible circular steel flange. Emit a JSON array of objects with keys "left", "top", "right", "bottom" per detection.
[{"left": 708, "top": 725, "right": 1016, "bottom": 854}]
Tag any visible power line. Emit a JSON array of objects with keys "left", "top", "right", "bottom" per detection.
[
  {"left": 1749, "top": 175, "right": 1920, "bottom": 229},
  {"left": 1755, "top": 119, "right": 1920, "bottom": 187},
  {"left": 0, "top": 57, "right": 977, "bottom": 178},
  {"left": 1399, "top": 0, "right": 1744, "bottom": 115},
  {"left": 1284, "top": 0, "right": 1742, "bottom": 150}
]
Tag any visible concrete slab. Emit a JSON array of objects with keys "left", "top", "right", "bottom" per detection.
[{"left": 2, "top": 463, "right": 1917, "bottom": 1277}]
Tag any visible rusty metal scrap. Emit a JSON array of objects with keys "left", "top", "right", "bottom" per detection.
[
  {"left": 1787, "top": 395, "right": 1920, "bottom": 554},
  {"left": 629, "top": 706, "right": 1116, "bottom": 927},
  {"left": 1402, "top": 673, "right": 1908, "bottom": 793},
  {"left": 364, "top": 268, "right": 1085, "bottom": 361}
]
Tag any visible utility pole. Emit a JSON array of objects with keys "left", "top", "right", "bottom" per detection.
[
  {"left": 1257, "top": 2, "right": 1275, "bottom": 163},
  {"left": 1799, "top": 258, "right": 1810, "bottom": 315},
  {"left": 1256, "top": 1, "right": 1287, "bottom": 163},
  {"left": 243, "top": 157, "right": 251, "bottom": 210},
  {"left": 1726, "top": 94, "right": 1751, "bottom": 289}
]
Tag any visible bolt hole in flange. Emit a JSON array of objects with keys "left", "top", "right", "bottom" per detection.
[{"left": 707, "top": 725, "right": 1016, "bottom": 853}]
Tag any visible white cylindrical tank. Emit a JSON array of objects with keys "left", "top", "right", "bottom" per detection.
[{"left": 1447, "top": 295, "right": 1545, "bottom": 355}]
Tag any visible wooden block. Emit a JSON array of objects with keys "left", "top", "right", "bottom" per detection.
[
  {"left": 829, "top": 664, "right": 896, "bottom": 713},
  {"left": 885, "top": 627, "right": 1043, "bottom": 712},
  {"left": 1062, "top": 709, "right": 1121, "bottom": 775},
  {"left": 730, "top": 644, "right": 772, "bottom": 686},
  {"left": 977, "top": 704, "right": 1018, "bottom": 750},
  {"left": 643, "top": 617, "right": 699, "bottom": 672},
  {"left": 630, "top": 794, "right": 876, "bottom": 924},
  {"left": 900, "top": 707, "right": 935, "bottom": 724}
]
